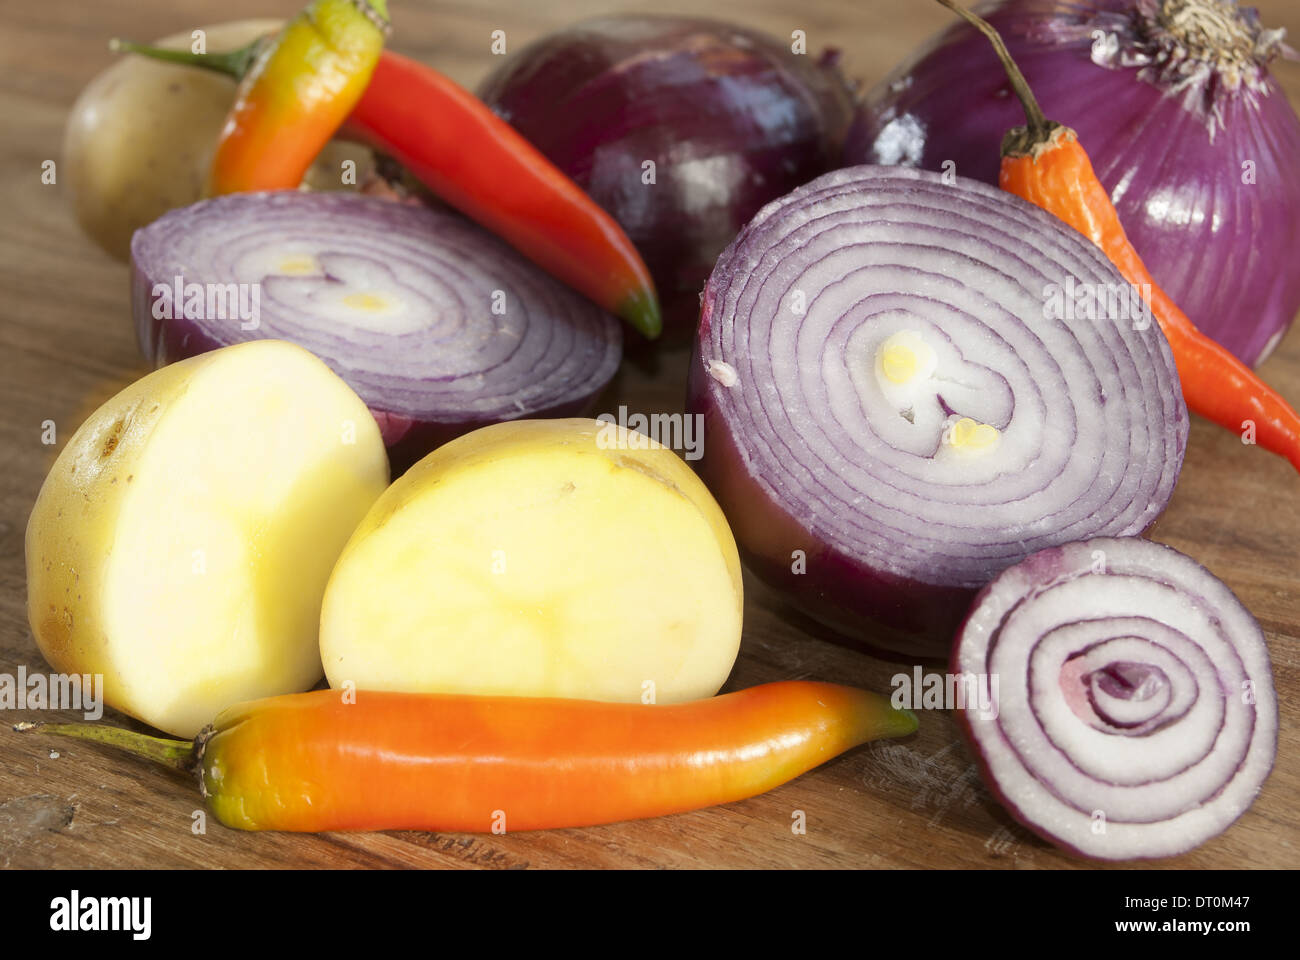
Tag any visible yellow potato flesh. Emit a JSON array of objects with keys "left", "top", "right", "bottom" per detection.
[
  {"left": 321, "top": 419, "right": 743, "bottom": 703},
  {"left": 26, "top": 341, "right": 389, "bottom": 736}
]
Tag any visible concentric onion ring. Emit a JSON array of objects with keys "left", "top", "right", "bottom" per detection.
[
  {"left": 688, "top": 166, "right": 1187, "bottom": 657},
  {"left": 954, "top": 536, "right": 1277, "bottom": 860},
  {"left": 132, "top": 192, "right": 622, "bottom": 468}
]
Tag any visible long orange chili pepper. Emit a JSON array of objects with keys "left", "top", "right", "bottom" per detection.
[
  {"left": 938, "top": 0, "right": 1300, "bottom": 473},
  {"left": 115, "top": 28, "right": 662, "bottom": 339},
  {"left": 14, "top": 682, "right": 916, "bottom": 832}
]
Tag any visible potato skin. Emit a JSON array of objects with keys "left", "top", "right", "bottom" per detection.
[{"left": 63, "top": 19, "right": 372, "bottom": 259}]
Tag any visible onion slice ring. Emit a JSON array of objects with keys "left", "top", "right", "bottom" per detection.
[{"left": 954, "top": 536, "right": 1277, "bottom": 860}]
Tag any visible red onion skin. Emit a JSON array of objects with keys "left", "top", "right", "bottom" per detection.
[
  {"left": 845, "top": 0, "right": 1300, "bottom": 367},
  {"left": 478, "top": 15, "right": 855, "bottom": 341},
  {"left": 951, "top": 538, "right": 1278, "bottom": 861}
]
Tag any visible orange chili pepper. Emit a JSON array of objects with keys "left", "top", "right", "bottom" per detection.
[
  {"left": 939, "top": 0, "right": 1300, "bottom": 473},
  {"left": 15, "top": 682, "right": 916, "bottom": 832},
  {"left": 121, "top": 0, "right": 389, "bottom": 196}
]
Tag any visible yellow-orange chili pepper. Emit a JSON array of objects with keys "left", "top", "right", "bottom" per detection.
[
  {"left": 15, "top": 682, "right": 916, "bottom": 833},
  {"left": 119, "top": 0, "right": 389, "bottom": 196}
]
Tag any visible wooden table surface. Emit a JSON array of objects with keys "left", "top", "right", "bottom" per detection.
[{"left": 2, "top": 0, "right": 1298, "bottom": 870}]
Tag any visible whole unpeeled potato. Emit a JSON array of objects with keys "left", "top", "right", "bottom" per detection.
[{"left": 63, "top": 19, "right": 372, "bottom": 259}]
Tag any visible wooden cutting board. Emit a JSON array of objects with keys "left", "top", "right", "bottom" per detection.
[{"left": 1, "top": 0, "right": 1296, "bottom": 869}]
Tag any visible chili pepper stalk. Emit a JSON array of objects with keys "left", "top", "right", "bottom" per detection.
[
  {"left": 15, "top": 683, "right": 916, "bottom": 832},
  {"left": 115, "top": 32, "right": 662, "bottom": 339},
  {"left": 937, "top": 0, "right": 1300, "bottom": 473}
]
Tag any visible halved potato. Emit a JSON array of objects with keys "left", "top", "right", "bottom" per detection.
[
  {"left": 26, "top": 340, "right": 389, "bottom": 736},
  {"left": 320, "top": 419, "right": 743, "bottom": 703}
]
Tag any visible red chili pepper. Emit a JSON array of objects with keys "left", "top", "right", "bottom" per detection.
[
  {"left": 116, "top": 30, "right": 662, "bottom": 338},
  {"left": 939, "top": 0, "right": 1300, "bottom": 473},
  {"left": 344, "top": 51, "right": 660, "bottom": 339},
  {"left": 15, "top": 682, "right": 916, "bottom": 832}
]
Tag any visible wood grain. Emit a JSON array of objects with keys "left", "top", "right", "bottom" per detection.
[{"left": 1, "top": 0, "right": 1297, "bottom": 869}]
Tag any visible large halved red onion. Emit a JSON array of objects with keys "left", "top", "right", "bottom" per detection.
[
  {"left": 132, "top": 192, "right": 621, "bottom": 468},
  {"left": 955, "top": 536, "right": 1277, "bottom": 860},
  {"left": 478, "top": 15, "right": 855, "bottom": 340},
  {"left": 845, "top": 0, "right": 1300, "bottom": 367},
  {"left": 688, "top": 165, "right": 1187, "bottom": 659}
]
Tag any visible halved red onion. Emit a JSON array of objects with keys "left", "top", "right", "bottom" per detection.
[
  {"left": 132, "top": 192, "right": 621, "bottom": 468},
  {"left": 955, "top": 536, "right": 1278, "bottom": 860},
  {"left": 687, "top": 166, "right": 1187, "bottom": 658}
]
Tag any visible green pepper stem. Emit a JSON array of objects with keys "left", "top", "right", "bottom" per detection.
[
  {"left": 934, "top": 0, "right": 1052, "bottom": 143},
  {"left": 13, "top": 720, "right": 196, "bottom": 771},
  {"left": 109, "top": 37, "right": 265, "bottom": 81}
]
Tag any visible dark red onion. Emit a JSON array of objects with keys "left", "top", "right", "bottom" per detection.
[
  {"left": 688, "top": 165, "right": 1187, "bottom": 659},
  {"left": 954, "top": 536, "right": 1277, "bottom": 860},
  {"left": 132, "top": 192, "right": 621, "bottom": 468},
  {"left": 478, "top": 15, "right": 856, "bottom": 340},
  {"left": 845, "top": 0, "right": 1300, "bottom": 367}
]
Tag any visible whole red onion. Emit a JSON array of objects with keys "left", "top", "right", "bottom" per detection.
[
  {"left": 844, "top": 0, "right": 1300, "bottom": 367},
  {"left": 479, "top": 15, "right": 856, "bottom": 341}
]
